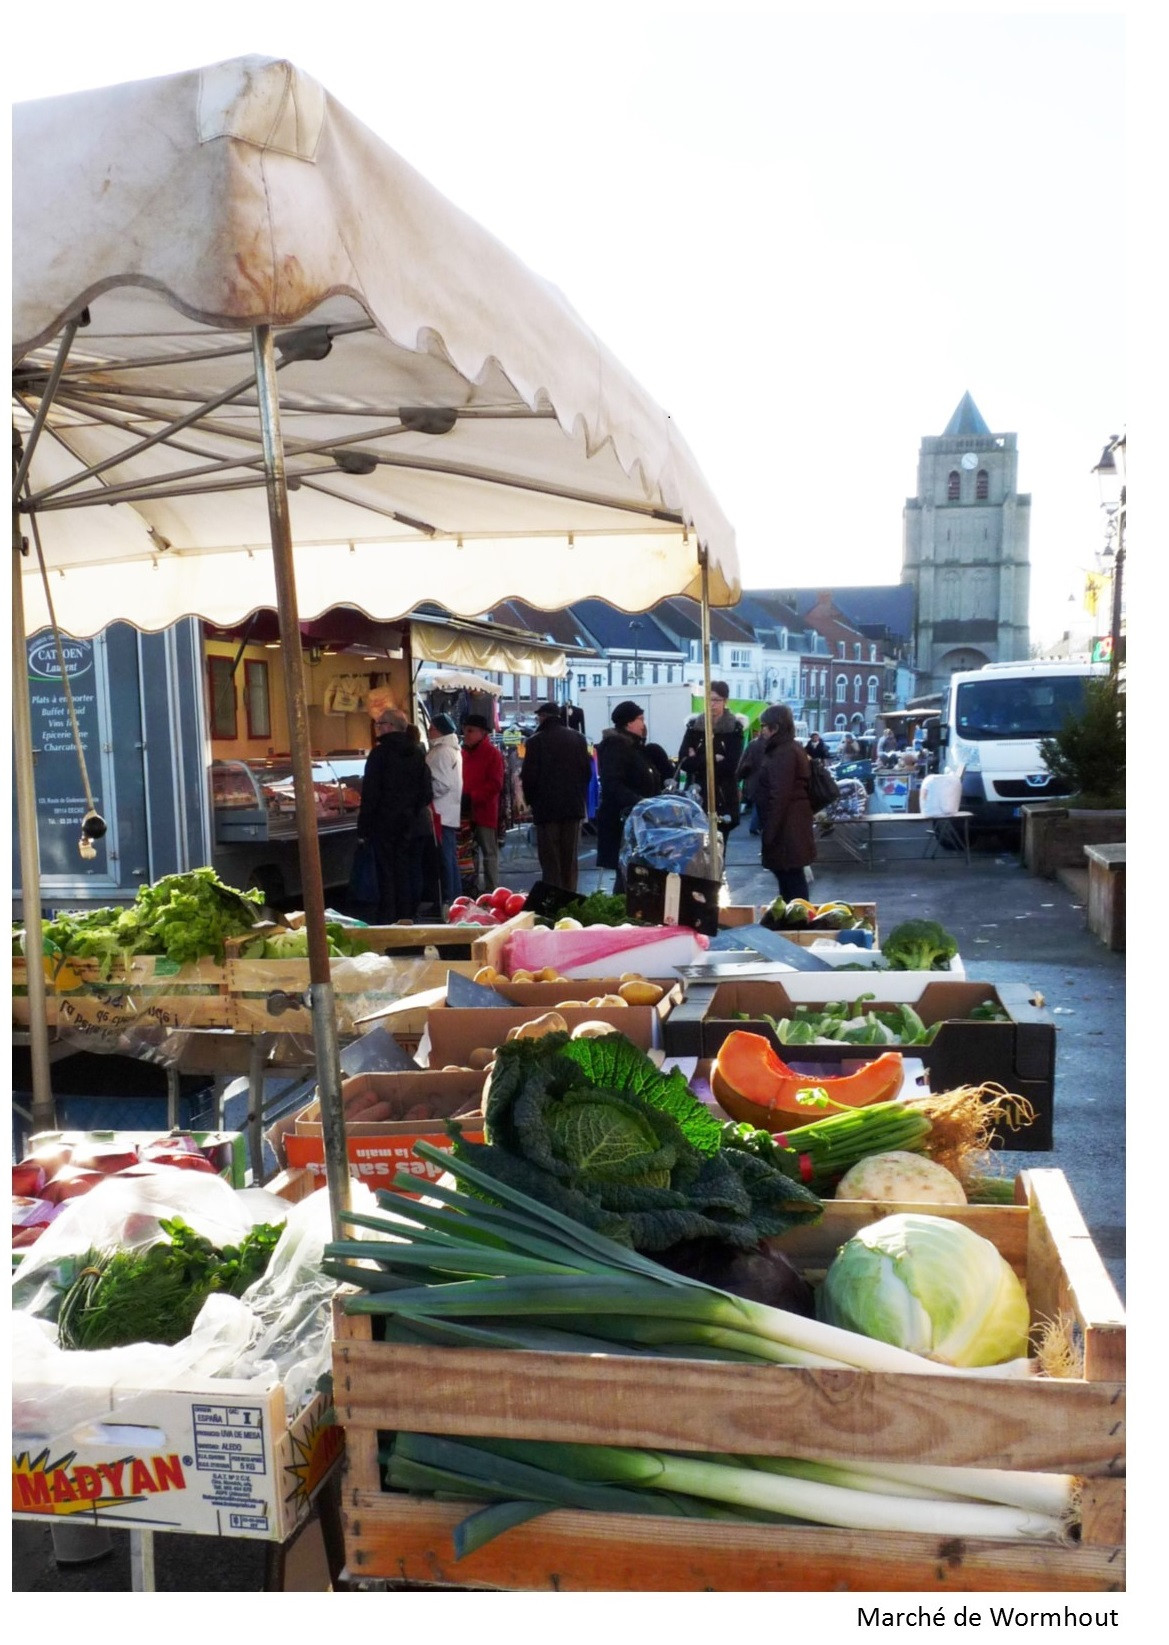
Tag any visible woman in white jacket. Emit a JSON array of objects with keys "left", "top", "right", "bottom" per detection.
[{"left": 426, "top": 714, "right": 464, "bottom": 907}]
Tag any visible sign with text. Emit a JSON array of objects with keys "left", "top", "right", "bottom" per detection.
[{"left": 25, "top": 636, "right": 108, "bottom": 876}]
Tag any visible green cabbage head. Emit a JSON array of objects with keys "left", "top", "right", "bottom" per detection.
[{"left": 818, "top": 1212, "right": 1031, "bottom": 1367}]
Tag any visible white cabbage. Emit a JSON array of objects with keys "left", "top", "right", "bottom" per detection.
[{"left": 818, "top": 1212, "right": 1031, "bottom": 1367}]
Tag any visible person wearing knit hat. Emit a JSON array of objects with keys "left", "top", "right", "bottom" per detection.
[
  {"left": 521, "top": 701, "right": 592, "bottom": 892},
  {"left": 610, "top": 699, "right": 645, "bottom": 730},
  {"left": 595, "top": 700, "right": 661, "bottom": 891}
]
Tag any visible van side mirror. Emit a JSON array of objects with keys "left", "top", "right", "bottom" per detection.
[{"left": 925, "top": 722, "right": 943, "bottom": 753}]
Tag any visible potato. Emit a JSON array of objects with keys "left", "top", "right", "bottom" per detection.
[
  {"left": 570, "top": 1020, "right": 622, "bottom": 1039},
  {"left": 510, "top": 968, "right": 536, "bottom": 983},
  {"left": 595, "top": 993, "right": 627, "bottom": 1008},
  {"left": 505, "top": 1011, "right": 569, "bottom": 1041},
  {"left": 536, "top": 967, "right": 561, "bottom": 982},
  {"left": 467, "top": 1047, "right": 497, "bottom": 1069},
  {"left": 618, "top": 979, "right": 664, "bottom": 1006},
  {"left": 473, "top": 965, "right": 503, "bottom": 985},
  {"left": 618, "top": 971, "right": 647, "bottom": 984}
]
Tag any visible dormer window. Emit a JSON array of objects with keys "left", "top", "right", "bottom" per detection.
[
  {"left": 837, "top": 641, "right": 846, "bottom": 658},
  {"left": 853, "top": 642, "right": 862, "bottom": 660},
  {"left": 947, "top": 470, "right": 961, "bottom": 501},
  {"left": 976, "top": 469, "right": 989, "bottom": 500},
  {"left": 869, "top": 644, "right": 878, "bottom": 662}
]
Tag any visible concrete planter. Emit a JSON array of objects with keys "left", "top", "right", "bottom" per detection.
[{"left": 1021, "top": 805, "right": 1126, "bottom": 879}]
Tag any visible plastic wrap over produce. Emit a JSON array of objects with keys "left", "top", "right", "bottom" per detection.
[
  {"left": 619, "top": 793, "right": 718, "bottom": 879},
  {"left": 12, "top": 1168, "right": 378, "bottom": 1434},
  {"left": 226, "top": 951, "right": 431, "bottom": 1033}
]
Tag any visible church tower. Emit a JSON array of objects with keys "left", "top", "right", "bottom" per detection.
[{"left": 902, "top": 393, "right": 1031, "bottom": 694}]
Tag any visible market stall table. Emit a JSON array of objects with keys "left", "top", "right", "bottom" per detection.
[{"left": 818, "top": 811, "right": 973, "bottom": 869}]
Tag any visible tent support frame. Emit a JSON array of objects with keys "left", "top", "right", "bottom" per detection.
[
  {"left": 699, "top": 546, "right": 723, "bottom": 881},
  {"left": 252, "top": 324, "right": 350, "bottom": 1238},
  {"left": 11, "top": 314, "right": 86, "bottom": 1133}
]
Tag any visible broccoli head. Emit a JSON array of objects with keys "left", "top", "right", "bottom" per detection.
[{"left": 880, "top": 919, "right": 959, "bottom": 972}]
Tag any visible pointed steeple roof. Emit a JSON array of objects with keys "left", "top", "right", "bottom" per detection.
[{"left": 943, "top": 392, "right": 991, "bottom": 437}]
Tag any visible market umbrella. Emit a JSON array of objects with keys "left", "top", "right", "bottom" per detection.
[{"left": 13, "top": 55, "right": 739, "bottom": 1232}]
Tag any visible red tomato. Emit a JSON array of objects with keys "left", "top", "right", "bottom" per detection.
[
  {"left": 488, "top": 887, "right": 514, "bottom": 909},
  {"left": 12, "top": 1161, "right": 47, "bottom": 1198},
  {"left": 476, "top": 893, "right": 497, "bottom": 908},
  {"left": 504, "top": 893, "right": 527, "bottom": 918}
]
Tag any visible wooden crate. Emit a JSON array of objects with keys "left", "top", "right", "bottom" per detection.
[
  {"left": 15, "top": 954, "right": 232, "bottom": 1032},
  {"left": 331, "top": 1169, "right": 1124, "bottom": 1592},
  {"left": 224, "top": 915, "right": 534, "bottom": 1034}
]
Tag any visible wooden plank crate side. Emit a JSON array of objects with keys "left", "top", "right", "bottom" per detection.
[{"left": 340, "top": 1495, "right": 1123, "bottom": 1594}]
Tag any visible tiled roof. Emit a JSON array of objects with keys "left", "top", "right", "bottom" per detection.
[
  {"left": 568, "top": 599, "right": 685, "bottom": 656},
  {"left": 769, "top": 586, "right": 916, "bottom": 644},
  {"left": 651, "top": 596, "right": 759, "bottom": 644}
]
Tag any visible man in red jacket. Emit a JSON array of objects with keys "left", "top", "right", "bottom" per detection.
[{"left": 460, "top": 714, "right": 505, "bottom": 891}]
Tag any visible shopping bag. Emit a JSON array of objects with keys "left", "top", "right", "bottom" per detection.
[{"left": 347, "top": 839, "right": 379, "bottom": 907}]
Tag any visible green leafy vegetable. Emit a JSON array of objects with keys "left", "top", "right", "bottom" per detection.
[
  {"left": 547, "top": 890, "right": 628, "bottom": 927},
  {"left": 56, "top": 1215, "right": 284, "bottom": 1350},
  {"left": 37, "top": 869, "right": 265, "bottom": 975},
  {"left": 449, "top": 1031, "right": 821, "bottom": 1252},
  {"left": 880, "top": 920, "right": 959, "bottom": 972}
]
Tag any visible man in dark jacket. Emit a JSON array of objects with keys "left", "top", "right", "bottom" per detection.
[
  {"left": 595, "top": 701, "right": 662, "bottom": 891},
  {"left": 357, "top": 707, "right": 434, "bottom": 923},
  {"left": 675, "top": 680, "right": 745, "bottom": 846},
  {"left": 521, "top": 701, "right": 593, "bottom": 892}
]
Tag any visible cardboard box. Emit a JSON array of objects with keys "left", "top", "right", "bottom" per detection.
[
  {"left": 12, "top": 1170, "right": 342, "bottom": 1543},
  {"left": 284, "top": 1070, "right": 486, "bottom": 1191},
  {"left": 424, "top": 1001, "right": 662, "bottom": 1068},
  {"left": 12, "top": 1372, "right": 340, "bottom": 1542},
  {"left": 331, "top": 1168, "right": 1124, "bottom": 1592},
  {"left": 663, "top": 979, "right": 1055, "bottom": 1150}
]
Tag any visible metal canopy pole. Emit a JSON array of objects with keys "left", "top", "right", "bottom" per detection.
[
  {"left": 12, "top": 502, "right": 55, "bottom": 1130},
  {"left": 252, "top": 325, "right": 350, "bottom": 1238},
  {"left": 698, "top": 546, "right": 723, "bottom": 882},
  {"left": 12, "top": 315, "right": 84, "bottom": 1134}
]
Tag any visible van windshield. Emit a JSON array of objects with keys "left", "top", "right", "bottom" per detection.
[{"left": 954, "top": 676, "right": 1089, "bottom": 741}]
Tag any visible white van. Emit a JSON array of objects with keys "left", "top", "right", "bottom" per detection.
[{"left": 934, "top": 659, "right": 1107, "bottom": 834}]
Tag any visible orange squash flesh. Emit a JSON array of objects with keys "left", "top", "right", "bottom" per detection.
[{"left": 711, "top": 1030, "right": 904, "bottom": 1132}]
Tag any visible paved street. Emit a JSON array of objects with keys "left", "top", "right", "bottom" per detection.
[{"left": 13, "top": 823, "right": 1125, "bottom": 1593}]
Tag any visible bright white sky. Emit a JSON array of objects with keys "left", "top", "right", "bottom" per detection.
[{"left": 9, "top": 2, "right": 1134, "bottom": 645}]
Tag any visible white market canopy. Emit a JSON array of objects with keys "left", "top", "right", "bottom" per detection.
[{"left": 14, "top": 55, "right": 739, "bottom": 637}]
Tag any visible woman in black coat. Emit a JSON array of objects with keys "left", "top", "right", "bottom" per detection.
[
  {"left": 755, "top": 705, "right": 816, "bottom": 902},
  {"left": 595, "top": 702, "right": 662, "bottom": 887}
]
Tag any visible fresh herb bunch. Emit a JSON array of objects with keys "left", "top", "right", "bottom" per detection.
[
  {"left": 549, "top": 890, "right": 628, "bottom": 927},
  {"left": 56, "top": 1215, "right": 284, "bottom": 1350}
]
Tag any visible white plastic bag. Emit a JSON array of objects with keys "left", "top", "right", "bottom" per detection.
[{"left": 919, "top": 770, "right": 963, "bottom": 816}]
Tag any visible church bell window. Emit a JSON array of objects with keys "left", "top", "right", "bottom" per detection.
[{"left": 947, "top": 470, "right": 961, "bottom": 501}]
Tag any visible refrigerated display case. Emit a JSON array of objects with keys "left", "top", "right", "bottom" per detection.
[{"left": 210, "top": 757, "right": 364, "bottom": 902}]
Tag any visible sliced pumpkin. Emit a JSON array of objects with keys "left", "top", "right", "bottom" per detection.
[{"left": 711, "top": 1030, "right": 904, "bottom": 1131}]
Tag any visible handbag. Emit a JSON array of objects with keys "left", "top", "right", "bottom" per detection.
[
  {"left": 347, "top": 839, "right": 379, "bottom": 907},
  {"left": 807, "top": 758, "right": 841, "bottom": 815}
]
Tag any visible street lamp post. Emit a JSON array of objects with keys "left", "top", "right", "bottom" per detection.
[
  {"left": 1092, "top": 435, "right": 1126, "bottom": 677},
  {"left": 629, "top": 619, "right": 643, "bottom": 686}
]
